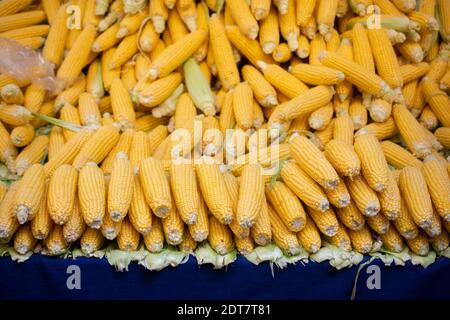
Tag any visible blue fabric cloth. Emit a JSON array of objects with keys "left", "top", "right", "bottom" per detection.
[{"left": 0, "top": 255, "right": 449, "bottom": 300}]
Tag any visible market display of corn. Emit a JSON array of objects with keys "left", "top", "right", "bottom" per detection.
[{"left": 0, "top": 0, "right": 449, "bottom": 271}]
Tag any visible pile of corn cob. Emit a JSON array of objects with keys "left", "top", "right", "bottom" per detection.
[{"left": 0, "top": 0, "right": 450, "bottom": 268}]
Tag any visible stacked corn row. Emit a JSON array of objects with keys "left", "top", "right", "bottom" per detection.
[{"left": 1, "top": 0, "right": 450, "bottom": 262}]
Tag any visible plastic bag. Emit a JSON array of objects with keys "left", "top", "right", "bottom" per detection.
[{"left": 0, "top": 38, "right": 61, "bottom": 94}]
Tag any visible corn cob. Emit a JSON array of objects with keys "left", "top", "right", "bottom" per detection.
[
  {"left": 0, "top": 182, "right": 6, "bottom": 203},
  {"left": 356, "top": 117, "right": 398, "bottom": 140},
  {"left": 14, "top": 164, "right": 45, "bottom": 224},
  {"left": 235, "top": 164, "right": 264, "bottom": 228},
  {"left": 326, "top": 222, "right": 352, "bottom": 251},
  {"left": 430, "top": 227, "right": 449, "bottom": 252},
  {"left": 101, "top": 129, "right": 134, "bottom": 174},
  {"left": 80, "top": 228, "right": 105, "bottom": 254},
  {"left": 59, "top": 105, "right": 81, "bottom": 141},
  {"left": 108, "top": 153, "right": 134, "bottom": 222},
  {"left": 421, "top": 157, "right": 450, "bottom": 222},
  {"left": 393, "top": 194, "right": 419, "bottom": 239},
  {"left": 110, "top": 77, "right": 136, "bottom": 129},
  {"left": 1, "top": 84, "right": 24, "bottom": 105},
  {"left": 92, "top": 24, "right": 121, "bottom": 52},
  {"left": 42, "top": 4, "right": 69, "bottom": 67},
  {"left": 325, "top": 178, "right": 351, "bottom": 209},
  {"left": 116, "top": 217, "right": 140, "bottom": 251},
  {"left": 434, "top": 127, "right": 450, "bottom": 149},
  {"left": 242, "top": 65, "right": 278, "bottom": 107},
  {"left": 306, "top": 206, "right": 339, "bottom": 237},
  {"left": 129, "top": 131, "right": 151, "bottom": 175},
  {"left": 333, "top": 114, "right": 354, "bottom": 146},
  {"left": 128, "top": 176, "right": 153, "bottom": 235},
  {"left": 399, "top": 166, "right": 434, "bottom": 228},
  {"left": 347, "top": 225, "right": 372, "bottom": 253},
  {"left": 345, "top": 175, "right": 381, "bottom": 217},
  {"left": 0, "top": 105, "right": 32, "bottom": 127},
  {"left": 296, "top": 214, "right": 321, "bottom": 253},
  {"left": 278, "top": 0, "right": 299, "bottom": 50},
  {"left": 0, "top": 182, "right": 20, "bottom": 240},
  {"left": 419, "top": 107, "right": 439, "bottom": 131},
  {"left": 407, "top": 230, "right": 430, "bottom": 256},
  {"left": 143, "top": 218, "right": 164, "bottom": 253},
  {"left": 13, "top": 223, "right": 36, "bottom": 254},
  {"left": 324, "top": 139, "right": 360, "bottom": 179},
  {"left": 349, "top": 99, "right": 368, "bottom": 130},
  {"left": 268, "top": 204, "right": 301, "bottom": 255},
  {"left": 226, "top": 0, "right": 259, "bottom": 40},
  {"left": 423, "top": 208, "right": 442, "bottom": 238},
  {"left": 259, "top": 7, "right": 279, "bottom": 54},
  {"left": 308, "top": 103, "right": 333, "bottom": 131},
  {"left": 170, "top": 162, "right": 200, "bottom": 225},
  {"left": 44, "top": 225, "right": 67, "bottom": 255},
  {"left": 79, "top": 93, "right": 102, "bottom": 128},
  {"left": 30, "top": 181, "right": 52, "bottom": 240},
  {"left": 296, "top": 0, "right": 316, "bottom": 27},
  {"left": 293, "top": 60, "right": 345, "bottom": 84},
  {"left": 309, "top": 34, "right": 327, "bottom": 66},
  {"left": 290, "top": 135, "right": 339, "bottom": 190},
  {"left": 57, "top": 25, "right": 96, "bottom": 86},
  {"left": 24, "top": 84, "right": 46, "bottom": 113},
  {"left": 380, "top": 140, "right": 423, "bottom": 169},
  {"left": 232, "top": 82, "right": 254, "bottom": 130},
  {"left": 54, "top": 76, "right": 86, "bottom": 112},
  {"left": 420, "top": 79, "right": 450, "bottom": 128},
  {"left": 62, "top": 198, "right": 86, "bottom": 243},
  {"left": 208, "top": 215, "right": 234, "bottom": 254},
  {"left": 10, "top": 124, "right": 35, "bottom": 148},
  {"left": 336, "top": 200, "right": 366, "bottom": 231},
  {"left": 78, "top": 162, "right": 105, "bottom": 229},
  {"left": 73, "top": 125, "right": 120, "bottom": 170}
]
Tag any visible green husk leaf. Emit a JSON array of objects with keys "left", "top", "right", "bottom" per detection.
[
  {"left": 32, "top": 112, "right": 82, "bottom": 132},
  {"left": 91, "top": 59, "right": 105, "bottom": 100},
  {"left": 410, "top": 251, "right": 436, "bottom": 268},
  {"left": 244, "top": 244, "right": 284, "bottom": 265},
  {"left": 370, "top": 247, "right": 411, "bottom": 266},
  {"left": 8, "top": 247, "right": 33, "bottom": 263},
  {"left": 440, "top": 247, "right": 450, "bottom": 258},
  {"left": 71, "top": 247, "right": 107, "bottom": 259},
  {"left": 310, "top": 243, "right": 363, "bottom": 270},
  {"left": 183, "top": 58, "right": 216, "bottom": 116},
  {"left": 35, "top": 124, "right": 52, "bottom": 136},
  {"left": 0, "top": 243, "right": 9, "bottom": 256},
  {"left": 195, "top": 242, "right": 237, "bottom": 269},
  {"left": 274, "top": 248, "right": 309, "bottom": 269},
  {"left": 105, "top": 243, "right": 135, "bottom": 272},
  {"left": 138, "top": 246, "right": 189, "bottom": 271}
]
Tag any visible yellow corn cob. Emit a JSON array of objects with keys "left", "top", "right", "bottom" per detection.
[
  {"left": 170, "top": 162, "right": 200, "bottom": 225},
  {"left": 295, "top": 214, "right": 320, "bottom": 253},
  {"left": 434, "top": 127, "right": 450, "bottom": 149},
  {"left": 392, "top": 104, "right": 432, "bottom": 158},
  {"left": 63, "top": 198, "right": 86, "bottom": 243},
  {"left": 317, "top": 0, "right": 339, "bottom": 38},
  {"left": 41, "top": 0, "right": 60, "bottom": 25},
  {"left": 31, "top": 182, "right": 52, "bottom": 241},
  {"left": 24, "top": 84, "right": 46, "bottom": 113},
  {"left": 269, "top": 86, "right": 334, "bottom": 124},
  {"left": 195, "top": 157, "right": 234, "bottom": 224},
  {"left": 378, "top": 171, "right": 401, "bottom": 220},
  {"left": 57, "top": 25, "right": 96, "bottom": 86},
  {"left": 147, "top": 125, "right": 168, "bottom": 155},
  {"left": 290, "top": 135, "right": 339, "bottom": 190},
  {"left": 0, "top": 84, "right": 23, "bottom": 105},
  {"left": 226, "top": 0, "right": 259, "bottom": 40},
  {"left": 179, "top": 227, "right": 198, "bottom": 253},
  {"left": 378, "top": 222, "right": 403, "bottom": 252},
  {"left": 251, "top": 0, "right": 271, "bottom": 20},
  {"left": 257, "top": 61, "right": 308, "bottom": 99},
  {"left": 101, "top": 128, "right": 134, "bottom": 174},
  {"left": 143, "top": 218, "right": 164, "bottom": 252},
  {"left": 290, "top": 64, "right": 345, "bottom": 86},
  {"left": 309, "top": 34, "right": 327, "bottom": 66},
  {"left": 161, "top": 200, "right": 185, "bottom": 245},
  {"left": 367, "top": 211, "right": 390, "bottom": 235},
  {"left": 15, "top": 137, "right": 47, "bottom": 178},
  {"left": 13, "top": 223, "right": 36, "bottom": 254},
  {"left": 423, "top": 208, "right": 442, "bottom": 237},
  {"left": 325, "top": 178, "right": 351, "bottom": 209},
  {"left": 235, "top": 236, "right": 255, "bottom": 254},
  {"left": 202, "top": 115, "right": 223, "bottom": 156},
  {"left": 45, "top": 225, "right": 68, "bottom": 255},
  {"left": 80, "top": 228, "right": 104, "bottom": 254},
  {"left": 259, "top": 7, "right": 279, "bottom": 54},
  {"left": 59, "top": 105, "right": 81, "bottom": 141},
  {"left": 92, "top": 24, "right": 121, "bottom": 52},
  {"left": 402, "top": 80, "right": 418, "bottom": 109},
  {"left": 168, "top": 8, "right": 188, "bottom": 42},
  {"left": 351, "top": 23, "right": 375, "bottom": 73},
  {"left": 222, "top": 172, "right": 251, "bottom": 239},
  {"left": 430, "top": 227, "right": 449, "bottom": 252},
  {"left": 78, "top": 163, "right": 105, "bottom": 229},
  {"left": 207, "top": 15, "right": 239, "bottom": 90},
  {"left": 336, "top": 199, "right": 366, "bottom": 231},
  {"left": 0, "top": 121, "right": 17, "bottom": 170},
  {"left": 419, "top": 106, "right": 439, "bottom": 131},
  {"left": 10, "top": 124, "right": 35, "bottom": 148},
  {"left": 345, "top": 175, "right": 381, "bottom": 217},
  {"left": 219, "top": 91, "right": 236, "bottom": 133},
  {"left": 354, "top": 133, "right": 390, "bottom": 192},
  {"left": 176, "top": 0, "right": 197, "bottom": 32},
  {"left": 232, "top": 82, "right": 254, "bottom": 130},
  {"left": 250, "top": 197, "right": 272, "bottom": 246},
  {"left": 394, "top": 196, "right": 419, "bottom": 239},
  {"left": 42, "top": 4, "right": 68, "bottom": 67},
  {"left": 129, "top": 176, "right": 153, "bottom": 235},
  {"left": 140, "top": 157, "right": 172, "bottom": 217},
  {"left": 0, "top": 182, "right": 6, "bottom": 203},
  {"left": 101, "top": 48, "right": 121, "bottom": 92},
  {"left": 333, "top": 114, "right": 354, "bottom": 146},
  {"left": 268, "top": 204, "right": 301, "bottom": 255},
  {"left": 48, "top": 164, "right": 78, "bottom": 225},
  {"left": 381, "top": 140, "right": 422, "bottom": 169},
  {"left": 349, "top": 96, "right": 368, "bottom": 130},
  {"left": 0, "top": 24, "right": 49, "bottom": 40},
  {"left": 13, "top": 164, "right": 45, "bottom": 225},
  {"left": 272, "top": 43, "right": 292, "bottom": 62},
  {"left": 296, "top": 0, "right": 316, "bottom": 27},
  {"left": 117, "top": 217, "right": 140, "bottom": 251},
  {"left": 326, "top": 222, "right": 352, "bottom": 251},
  {"left": 0, "top": 182, "right": 20, "bottom": 240},
  {"left": 407, "top": 230, "right": 430, "bottom": 256},
  {"left": 440, "top": 68, "right": 450, "bottom": 91},
  {"left": 136, "top": 73, "right": 182, "bottom": 108},
  {"left": 108, "top": 153, "right": 134, "bottom": 222},
  {"left": 135, "top": 115, "right": 167, "bottom": 132},
  {"left": 208, "top": 215, "right": 234, "bottom": 255},
  {"left": 54, "top": 75, "right": 86, "bottom": 112},
  {"left": 188, "top": 190, "right": 209, "bottom": 242},
  {"left": 396, "top": 41, "right": 424, "bottom": 63},
  {"left": 324, "top": 139, "right": 360, "bottom": 178},
  {"left": 279, "top": 0, "right": 299, "bottom": 50},
  {"left": 399, "top": 63, "right": 430, "bottom": 84},
  {"left": 149, "top": 0, "right": 168, "bottom": 33},
  {"left": 296, "top": 34, "right": 310, "bottom": 58},
  {"left": 356, "top": 117, "right": 398, "bottom": 140},
  {"left": 306, "top": 205, "right": 339, "bottom": 237},
  {"left": 225, "top": 25, "right": 274, "bottom": 66},
  {"left": 48, "top": 127, "right": 64, "bottom": 162},
  {"left": 265, "top": 181, "right": 306, "bottom": 232},
  {"left": 110, "top": 77, "right": 136, "bottom": 129},
  {"left": 0, "top": 10, "right": 46, "bottom": 33},
  {"left": 0, "top": 104, "right": 32, "bottom": 127},
  {"left": 138, "top": 21, "right": 159, "bottom": 53},
  {"left": 302, "top": 16, "right": 317, "bottom": 40},
  {"left": 319, "top": 50, "right": 391, "bottom": 99},
  {"left": 78, "top": 93, "right": 101, "bottom": 128},
  {"left": 101, "top": 208, "right": 122, "bottom": 240},
  {"left": 108, "top": 33, "right": 138, "bottom": 69},
  {"left": 0, "top": 74, "right": 19, "bottom": 88},
  {"left": 369, "top": 99, "right": 392, "bottom": 123},
  {"left": 280, "top": 161, "right": 329, "bottom": 211},
  {"left": 399, "top": 166, "right": 434, "bottom": 228},
  {"left": 148, "top": 30, "right": 207, "bottom": 80},
  {"left": 422, "top": 157, "right": 450, "bottom": 222},
  {"left": 236, "top": 164, "right": 264, "bottom": 228},
  {"left": 73, "top": 125, "right": 120, "bottom": 170},
  {"left": 129, "top": 131, "right": 151, "bottom": 175},
  {"left": 421, "top": 79, "right": 450, "bottom": 127},
  {"left": 348, "top": 225, "right": 372, "bottom": 253},
  {"left": 117, "top": 10, "right": 146, "bottom": 38}
]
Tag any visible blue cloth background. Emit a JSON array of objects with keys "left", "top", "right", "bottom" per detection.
[{"left": 0, "top": 256, "right": 449, "bottom": 300}]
